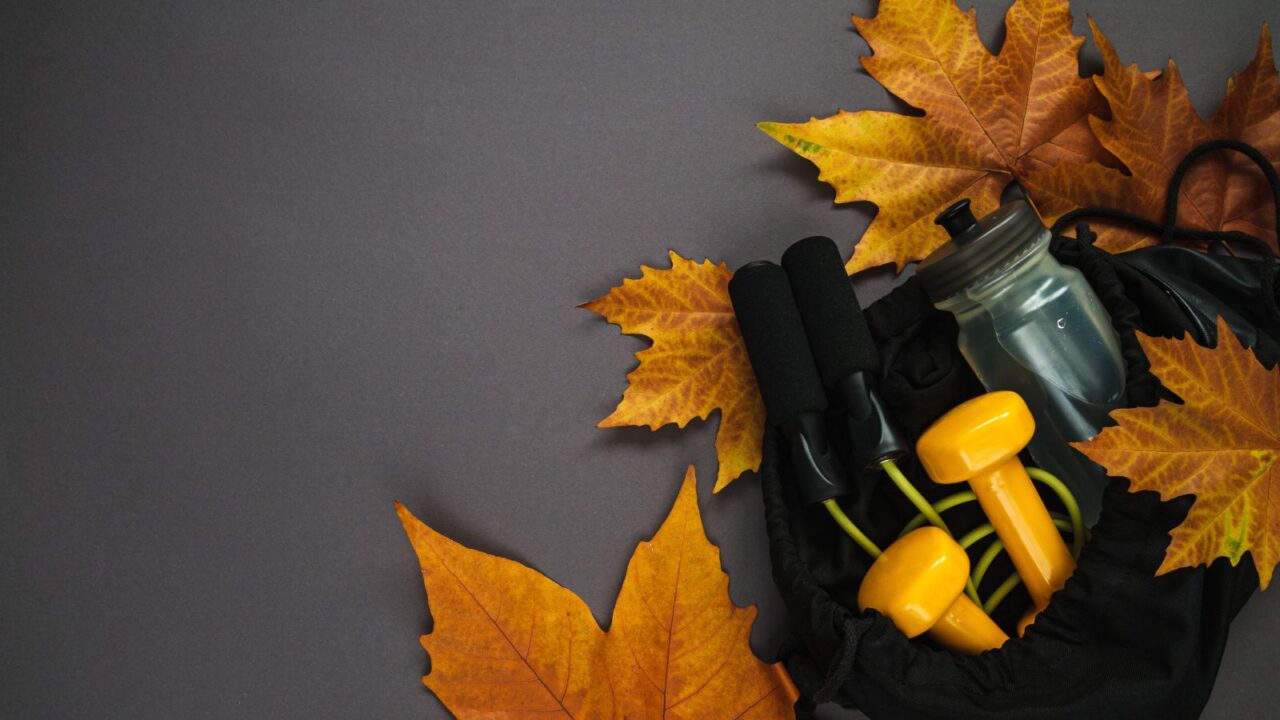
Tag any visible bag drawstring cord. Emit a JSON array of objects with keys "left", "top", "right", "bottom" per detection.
[
  {"left": 1048, "top": 138, "right": 1280, "bottom": 333},
  {"left": 811, "top": 615, "right": 873, "bottom": 704}
]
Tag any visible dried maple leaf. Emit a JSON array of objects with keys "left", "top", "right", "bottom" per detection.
[
  {"left": 582, "top": 252, "right": 764, "bottom": 492},
  {"left": 1074, "top": 318, "right": 1280, "bottom": 588},
  {"left": 397, "top": 466, "right": 798, "bottom": 718},
  {"left": 759, "top": 0, "right": 1116, "bottom": 272},
  {"left": 1025, "top": 22, "right": 1280, "bottom": 253}
]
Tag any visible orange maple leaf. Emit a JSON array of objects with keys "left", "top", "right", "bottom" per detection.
[
  {"left": 397, "top": 466, "right": 799, "bottom": 718},
  {"left": 759, "top": 0, "right": 1116, "bottom": 273},
  {"left": 1024, "top": 22, "right": 1280, "bottom": 253},
  {"left": 1074, "top": 318, "right": 1280, "bottom": 588},
  {"left": 582, "top": 252, "right": 764, "bottom": 492}
]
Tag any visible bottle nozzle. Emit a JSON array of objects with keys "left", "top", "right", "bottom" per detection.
[{"left": 936, "top": 199, "right": 978, "bottom": 243}]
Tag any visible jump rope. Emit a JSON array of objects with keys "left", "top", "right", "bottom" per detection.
[{"left": 730, "top": 236, "right": 1083, "bottom": 653}]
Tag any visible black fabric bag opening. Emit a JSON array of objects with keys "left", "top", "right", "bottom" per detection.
[{"left": 761, "top": 232, "right": 1277, "bottom": 720}]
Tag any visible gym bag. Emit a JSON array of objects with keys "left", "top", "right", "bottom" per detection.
[{"left": 761, "top": 140, "right": 1280, "bottom": 719}]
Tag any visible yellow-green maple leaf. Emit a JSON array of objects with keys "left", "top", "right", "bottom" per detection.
[
  {"left": 1074, "top": 318, "right": 1280, "bottom": 588},
  {"left": 582, "top": 252, "right": 764, "bottom": 492},
  {"left": 760, "top": 0, "right": 1114, "bottom": 272}
]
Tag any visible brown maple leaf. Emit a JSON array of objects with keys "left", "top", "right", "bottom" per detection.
[
  {"left": 759, "top": 0, "right": 1117, "bottom": 272},
  {"left": 1025, "top": 22, "right": 1280, "bottom": 253},
  {"left": 397, "top": 466, "right": 798, "bottom": 718},
  {"left": 582, "top": 252, "right": 764, "bottom": 492},
  {"left": 1074, "top": 318, "right": 1280, "bottom": 588}
]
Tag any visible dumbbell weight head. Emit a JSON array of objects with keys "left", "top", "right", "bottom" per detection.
[{"left": 858, "top": 527, "right": 1008, "bottom": 654}]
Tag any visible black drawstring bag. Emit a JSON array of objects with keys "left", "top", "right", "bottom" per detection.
[{"left": 762, "top": 140, "right": 1280, "bottom": 719}]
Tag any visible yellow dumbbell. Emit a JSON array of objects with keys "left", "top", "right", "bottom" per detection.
[
  {"left": 858, "top": 526, "right": 1009, "bottom": 654},
  {"left": 916, "top": 391, "right": 1076, "bottom": 632}
]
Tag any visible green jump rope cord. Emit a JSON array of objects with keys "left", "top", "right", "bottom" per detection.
[
  {"left": 898, "top": 490, "right": 978, "bottom": 535},
  {"left": 967, "top": 516, "right": 1076, "bottom": 614},
  {"left": 1027, "top": 466, "right": 1085, "bottom": 558},
  {"left": 983, "top": 572, "right": 1027, "bottom": 615},
  {"left": 881, "top": 458, "right": 953, "bottom": 534},
  {"left": 971, "top": 466, "right": 1087, "bottom": 613},
  {"left": 897, "top": 465, "right": 1085, "bottom": 613},
  {"left": 897, "top": 468, "right": 1084, "bottom": 559},
  {"left": 881, "top": 458, "right": 981, "bottom": 604},
  {"left": 824, "top": 463, "right": 1085, "bottom": 617},
  {"left": 823, "top": 499, "right": 882, "bottom": 559}
]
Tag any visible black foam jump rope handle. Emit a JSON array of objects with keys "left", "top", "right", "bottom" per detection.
[
  {"left": 781, "top": 236, "right": 908, "bottom": 468},
  {"left": 728, "top": 261, "right": 852, "bottom": 503},
  {"left": 781, "top": 236, "right": 881, "bottom": 385},
  {"left": 728, "top": 261, "right": 828, "bottom": 426}
]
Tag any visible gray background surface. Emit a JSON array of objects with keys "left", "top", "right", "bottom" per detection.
[{"left": 3, "top": 1, "right": 1278, "bottom": 718}]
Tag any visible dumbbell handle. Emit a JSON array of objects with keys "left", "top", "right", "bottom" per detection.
[
  {"left": 968, "top": 458, "right": 1075, "bottom": 608},
  {"left": 931, "top": 594, "right": 1009, "bottom": 655}
]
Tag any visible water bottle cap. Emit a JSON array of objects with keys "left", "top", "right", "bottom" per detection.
[{"left": 918, "top": 199, "right": 1047, "bottom": 303}]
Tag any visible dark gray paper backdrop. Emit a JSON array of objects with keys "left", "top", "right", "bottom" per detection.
[{"left": 3, "top": 1, "right": 1279, "bottom": 718}]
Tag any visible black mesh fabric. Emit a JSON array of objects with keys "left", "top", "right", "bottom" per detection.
[{"left": 762, "top": 235, "right": 1274, "bottom": 719}]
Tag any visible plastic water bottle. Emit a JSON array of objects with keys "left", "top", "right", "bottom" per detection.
[{"left": 917, "top": 199, "right": 1126, "bottom": 523}]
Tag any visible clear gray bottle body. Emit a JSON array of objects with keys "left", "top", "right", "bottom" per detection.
[{"left": 933, "top": 228, "right": 1125, "bottom": 523}]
